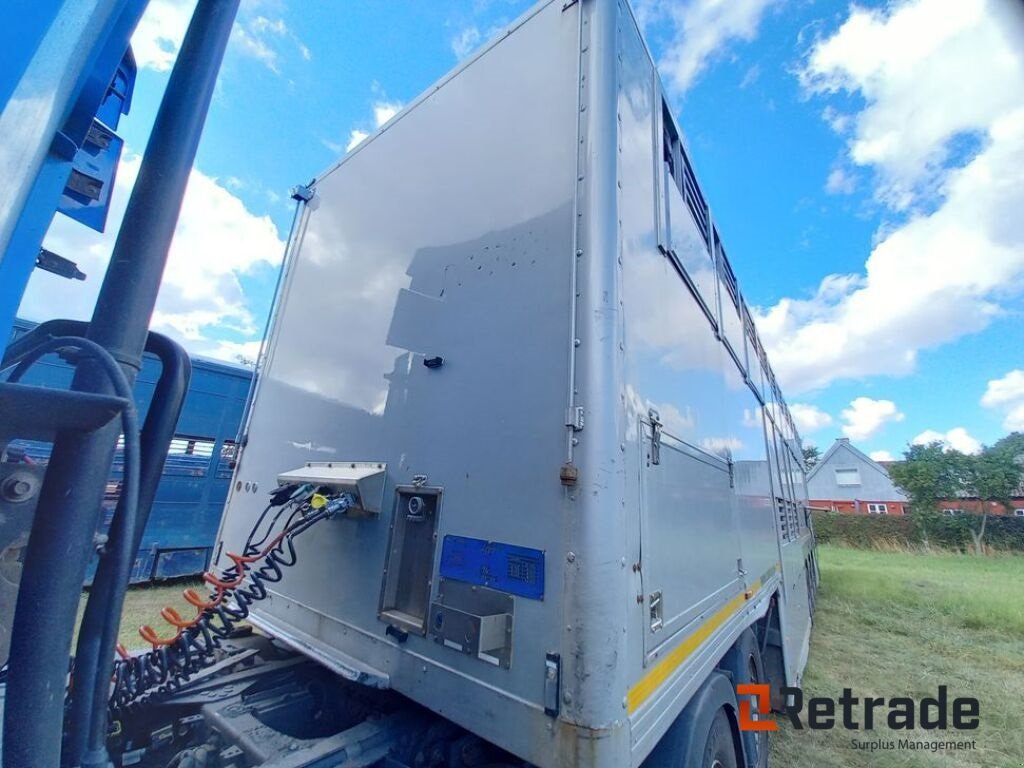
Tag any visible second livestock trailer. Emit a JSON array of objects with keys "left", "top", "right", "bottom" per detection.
[{"left": 211, "top": 0, "right": 818, "bottom": 765}]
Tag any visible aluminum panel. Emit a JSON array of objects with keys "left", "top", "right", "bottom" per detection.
[
  {"left": 217, "top": 2, "right": 580, "bottom": 764},
  {"left": 639, "top": 422, "right": 742, "bottom": 655}
]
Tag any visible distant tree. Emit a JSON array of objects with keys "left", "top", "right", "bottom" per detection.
[
  {"left": 890, "top": 438, "right": 1024, "bottom": 554},
  {"left": 235, "top": 353, "right": 257, "bottom": 368},
  {"left": 960, "top": 437, "right": 1024, "bottom": 553},
  {"left": 888, "top": 442, "right": 961, "bottom": 514},
  {"left": 991, "top": 431, "right": 1024, "bottom": 460},
  {"left": 802, "top": 444, "right": 821, "bottom": 469}
]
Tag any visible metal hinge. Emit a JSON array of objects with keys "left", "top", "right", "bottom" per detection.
[
  {"left": 648, "top": 408, "right": 662, "bottom": 465},
  {"left": 565, "top": 406, "right": 584, "bottom": 432}
]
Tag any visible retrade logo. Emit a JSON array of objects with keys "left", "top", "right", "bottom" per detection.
[
  {"left": 737, "top": 684, "right": 777, "bottom": 732},
  {"left": 736, "top": 685, "right": 980, "bottom": 732}
]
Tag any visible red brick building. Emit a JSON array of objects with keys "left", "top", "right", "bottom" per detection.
[
  {"left": 806, "top": 438, "right": 909, "bottom": 515},
  {"left": 807, "top": 438, "right": 1024, "bottom": 517}
]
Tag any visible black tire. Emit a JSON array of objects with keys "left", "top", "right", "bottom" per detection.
[
  {"left": 719, "top": 628, "right": 769, "bottom": 768},
  {"left": 642, "top": 672, "right": 741, "bottom": 768},
  {"left": 702, "top": 709, "right": 739, "bottom": 768}
]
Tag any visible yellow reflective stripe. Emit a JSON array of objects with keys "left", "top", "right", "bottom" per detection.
[{"left": 627, "top": 579, "right": 764, "bottom": 715}]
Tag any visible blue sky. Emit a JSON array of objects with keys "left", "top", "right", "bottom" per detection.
[{"left": 19, "top": 0, "right": 1024, "bottom": 461}]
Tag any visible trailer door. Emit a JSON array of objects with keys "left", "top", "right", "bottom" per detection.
[{"left": 639, "top": 417, "right": 744, "bottom": 658}]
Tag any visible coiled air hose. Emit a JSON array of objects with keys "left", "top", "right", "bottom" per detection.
[{"left": 109, "top": 484, "right": 352, "bottom": 714}]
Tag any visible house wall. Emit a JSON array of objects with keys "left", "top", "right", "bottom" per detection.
[
  {"left": 811, "top": 499, "right": 908, "bottom": 515},
  {"left": 933, "top": 498, "right": 1024, "bottom": 516},
  {"left": 806, "top": 438, "right": 908, "bottom": 515}
]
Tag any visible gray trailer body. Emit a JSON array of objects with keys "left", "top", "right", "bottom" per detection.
[{"left": 216, "top": 1, "right": 816, "bottom": 766}]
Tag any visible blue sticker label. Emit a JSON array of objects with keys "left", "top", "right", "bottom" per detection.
[{"left": 440, "top": 535, "right": 544, "bottom": 600}]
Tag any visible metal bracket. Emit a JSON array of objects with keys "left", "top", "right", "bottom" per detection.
[
  {"left": 36, "top": 249, "right": 86, "bottom": 281},
  {"left": 290, "top": 183, "right": 315, "bottom": 202},
  {"left": 66, "top": 169, "right": 103, "bottom": 201},
  {"left": 648, "top": 408, "right": 662, "bottom": 466},
  {"left": 544, "top": 653, "right": 561, "bottom": 716},
  {"left": 565, "top": 406, "right": 584, "bottom": 432},
  {"left": 649, "top": 591, "right": 663, "bottom": 632}
]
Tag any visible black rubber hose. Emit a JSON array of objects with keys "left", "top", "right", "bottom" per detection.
[
  {"left": 66, "top": 333, "right": 190, "bottom": 767},
  {"left": 4, "top": 338, "right": 139, "bottom": 764}
]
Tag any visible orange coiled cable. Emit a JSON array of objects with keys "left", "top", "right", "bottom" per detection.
[{"left": 137, "top": 527, "right": 293, "bottom": 648}]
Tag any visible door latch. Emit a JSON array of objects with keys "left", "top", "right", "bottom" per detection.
[{"left": 648, "top": 408, "right": 662, "bottom": 465}]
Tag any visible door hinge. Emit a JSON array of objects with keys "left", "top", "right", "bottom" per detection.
[
  {"left": 565, "top": 406, "right": 584, "bottom": 432},
  {"left": 648, "top": 408, "right": 662, "bottom": 465}
]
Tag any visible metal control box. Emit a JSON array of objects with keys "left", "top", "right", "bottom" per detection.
[{"left": 217, "top": 1, "right": 816, "bottom": 765}]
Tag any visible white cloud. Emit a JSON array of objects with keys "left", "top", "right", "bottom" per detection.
[
  {"left": 132, "top": 1, "right": 310, "bottom": 75},
  {"left": 912, "top": 427, "right": 982, "bottom": 455},
  {"left": 19, "top": 155, "right": 284, "bottom": 359},
  {"left": 131, "top": 0, "right": 195, "bottom": 72},
  {"left": 451, "top": 26, "right": 482, "bottom": 59},
  {"left": 638, "top": 0, "right": 777, "bottom": 94},
  {"left": 790, "top": 403, "right": 833, "bottom": 433},
  {"left": 800, "top": 0, "right": 1024, "bottom": 207},
  {"left": 822, "top": 105, "right": 851, "bottom": 134},
  {"left": 203, "top": 339, "right": 262, "bottom": 366},
  {"left": 329, "top": 98, "right": 405, "bottom": 155},
  {"left": 825, "top": 166, "right": 856, "bottom": 195},
  {"left": 981, "top": 369, "right": 1024, "bottom": 407},
  {"left": 739, "top": 63, "right": 761, "bottom": 89},
  {"left": 231, "top": 15, "right": 311, "bottom": 74},
  {"left": 701, "top": 436, "right": 744, "bottom": 456},
  {"left": 372, "top": 101, "right": 402, "bottom": 128},
  {"left": 870, "top": 450, "right": 895, "bottom": 461},
  {"left": 344, "top": 130, "right": 369, "bottom": 153},
  {"left": 981, "top": 369, "right": 1024, "bottom": 431},
  {"left": 1005, "top": 405, "right": 1024, "bottom": 432},
  {"left": 840, "top": 397, "right": 904, "bottom": 441},
  {"left": 232, "top": 26, "right": 280, "bottom": 73},
  {"left": 756, "top": 0, "right": 1024, "bottom": 394}
]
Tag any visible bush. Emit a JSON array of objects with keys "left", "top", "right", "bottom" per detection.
[
  {"left": 811, "top": 512, "right": 915, "bottom": 549},
  {"left": 811, "top": 510, "right": 1024, "bottom": 552}
]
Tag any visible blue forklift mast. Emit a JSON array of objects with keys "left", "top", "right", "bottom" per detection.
[
  {"left": 0, "top": 0, "right": 145, "bottom": 342},
  {"left": 0, "top": 2, "right": 242, "bottom": 766}
]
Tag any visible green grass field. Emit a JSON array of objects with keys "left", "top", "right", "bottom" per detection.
[
  {"left": 770, "top": 545, "right": 1024, "bottom": 768},
  {"left": 78, "top": 578, "right": 203, "bottom": 651},
  {"left": 102, "top": 545, "right": 1024, "bottom": 766}
]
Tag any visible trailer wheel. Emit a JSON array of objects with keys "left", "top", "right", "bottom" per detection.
[
  {"left": 642, "top": 671, "right": 740, "bottom": 768},
  {"left": 719, "top": 628, "right": 768, "bottom": 768},
  {"left": 702, "top": 709, "right": 739, "bottom": 768}
]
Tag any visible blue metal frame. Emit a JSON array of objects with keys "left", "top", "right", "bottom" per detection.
[
  {"left": 6, "top": 319, "right": 252, "bottom": 581},
  {"left": 0, "top": 0, "right": 144, "bottom": 342}
]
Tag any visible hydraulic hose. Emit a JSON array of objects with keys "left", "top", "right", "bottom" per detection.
[
  {"left": 109, "top": 487, "right": 347, "bottom": 714},
  {"left": 3, "top": 338, "right": 139, "bottom": 765},
  {"left": 68, "top": 333, "right": 190, "bottom": 768}
]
